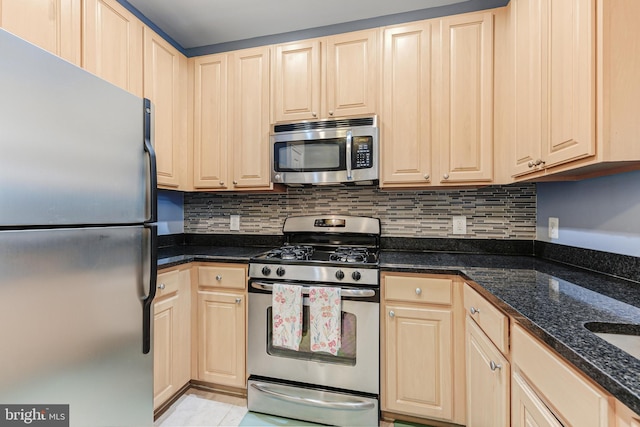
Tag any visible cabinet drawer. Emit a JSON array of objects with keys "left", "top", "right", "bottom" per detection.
[
  {"left": 464, "top": 284, "right": 509, "bottom": 354},
  {"left": 383, "top": 274, "right": 452, "bottom": 305},
  {"left": 157, "top": 269, "right": 180, "bottom": 297},
  {"left": 198, "top": 264, "right": 246, "bottom": 290},
  {"left": 512, "top": 324, "right": 612, "bottom": 427}
]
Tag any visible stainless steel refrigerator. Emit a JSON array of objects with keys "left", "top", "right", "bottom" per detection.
[{"left": 0, "top": 29, "right": 157, "bottom": 426}]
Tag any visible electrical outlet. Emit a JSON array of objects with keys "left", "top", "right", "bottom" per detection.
[
  {"left": 230, "top": 215, "right": 240, "bottom": 231},
  {"left": 548, "top": 217, "right": 559, "bottom": 239},
  {"left": 452, "top": 216, "right": 467, "bottom": 235}
]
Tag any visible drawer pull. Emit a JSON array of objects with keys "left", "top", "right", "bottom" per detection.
[
  {"left": 470, "top": 307, "right": 480, "bottom": 315},
  {"left": 389, "top": 310, "right": 395, "bottom": 318},
  {"left": 489, "top": 360, "right": 502, "bottom": 371},
  {"left": 216, "top": 275, "right": 223, "bottom": 281},
  {"left": 415, "top": 287, "right": 422, "bottom": 296},
  {"left": 157, "top": 283, "right": 165, "bottom": 290},
  {"left": 235, "top": 297, "right": 242, "bottom": 304}
]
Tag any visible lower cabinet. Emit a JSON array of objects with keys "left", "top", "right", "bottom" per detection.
[
  {"left": 195, "top": 263, "right": 247, "bottom": 389},
  {"left": 511, "top": 370, "right": 562, "bottom": 427},
  {"left": 154, "top": 265, "right": 192, "bottom": 410},
  {"left": 381, "top": 273, "right": 465, "bottom": 425}
]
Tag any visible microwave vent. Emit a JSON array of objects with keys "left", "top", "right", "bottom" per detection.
[{"left": 273, "top": 116, "right": 376, "bottom": 133}]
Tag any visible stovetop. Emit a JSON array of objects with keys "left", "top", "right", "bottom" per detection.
[{"left": 256, "top": 245, "right": 379, "bottom": 265}]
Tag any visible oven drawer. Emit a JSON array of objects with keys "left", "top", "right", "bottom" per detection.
[
  {"left": 383, "top": 273, "right": 453, "bottom": 305},
  {"left": 198, "top": 264, "right": 246, "bottom": 290}
]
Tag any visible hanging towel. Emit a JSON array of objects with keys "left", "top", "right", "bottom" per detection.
[
  {"left": 309, "top": 286, "right": 342, "bottom": 356},
  {"left": 272, "top": 283, "right": 303, "bottom": 351}
]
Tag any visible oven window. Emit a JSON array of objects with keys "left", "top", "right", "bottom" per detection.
[
  {"left": 266, "top": 306, "right": 356, "bottom": 366},
  {"left": 274, "top": 139, "right": 345, "bottom": 172}
]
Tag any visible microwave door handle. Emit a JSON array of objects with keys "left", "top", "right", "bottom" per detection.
[{"left": 346, "top": 130, "right": 353, "bottom": 181}]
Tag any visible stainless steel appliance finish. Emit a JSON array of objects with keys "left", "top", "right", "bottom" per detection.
[
  {"left": 247, "top": 215, "right": 380, "bottom": 426},
  {"left": 270, "top": 116, "right": 379, "bottom": 186},
  {"left": 0, "top": 29, "right": 157, "bottom": 427}
]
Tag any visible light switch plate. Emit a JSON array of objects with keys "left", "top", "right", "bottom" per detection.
[
  {"left": 230, "top": 215, "right": 240, "bottom": 231},
  {"left": 548, "top": 217, "right": 559, "bottom": 239},
  {"left": 452, "top": 216, "right": 467, "bottom": 235}
]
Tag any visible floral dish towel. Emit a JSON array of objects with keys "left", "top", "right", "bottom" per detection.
[
  {"left": 309, "top": 286, "right": 342, "bottom": 356},
  {"left": 272, "top": 283, "right": 303, "bottom": 351}
]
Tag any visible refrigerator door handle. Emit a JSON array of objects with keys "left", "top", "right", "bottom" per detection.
[
  {"left": 143, "top": 98, "right": 157, "bottom": 223},
  {"left": 142, "top": 223, "right": 157, "bottom": 354}
]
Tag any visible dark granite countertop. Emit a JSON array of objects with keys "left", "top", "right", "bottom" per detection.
[{"left": 158, "top": 245, "right": 640, "bottom": 415}]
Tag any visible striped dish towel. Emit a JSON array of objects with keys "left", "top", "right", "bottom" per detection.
[
  {"left": 272, "top": 283, "right": 303, "bottom": 351},
  {"left": 309, "top": 286, "right": 342, "bottom": 356}
]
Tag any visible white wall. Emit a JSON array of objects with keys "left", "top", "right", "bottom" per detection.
[
  {"left": 158, "top": 190, "right": 184, "bottom": 235},
  {"left": 536, "top": 170, "right": 640, "bottom": 256}
]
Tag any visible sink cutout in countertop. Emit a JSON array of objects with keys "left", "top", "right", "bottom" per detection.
[{"left": 585, "top": 322, "right": 640, "bottom": 360}]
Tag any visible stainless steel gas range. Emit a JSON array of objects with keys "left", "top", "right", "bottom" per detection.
[{"left": 247, "top": 215, "right": 380, "bottom": 427}]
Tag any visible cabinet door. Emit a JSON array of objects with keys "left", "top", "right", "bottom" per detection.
[
  {"left": 437, "top": 12, "right": 494, "bottom": 184},
  {"left": 380, "top": 22, "right": 433, "bottom": 187},
  {"left": 197, "top": 290, "right": 246, "bottom": 388},
  {"left": 0, "top": 0, "right": 81, "bottom": 65},
  {"left": 273, "top": 40, "right": 321, "bottom": 122},
  {"left": 511, "top": 0, "right": 543, "bottom": 177},
  {"left": 82, "top": 0, "right": 143, "bottom": 97},
  {"left": 192, "top": 54, "right": 229, "bottom": 189},
  {"left": 541, "top": 0, "right": 595, "bottom": 168},
  {"left": 466, "top": 316, "right": 510, "bottom": 427},
  {"left": 325, "top": 29, "right": 378, "bottom": 118},
  {"left": 383, "top": 304, "right": 453, "bottom": 421},
  {"left": 511, "top": 371, "right": 563, "bottom": 427},
  {"left": 144, "top": 27, "right": 187, "bottom": 189},
  {"left": 229, "top": 46, "right": 272, "bottom": 190}
]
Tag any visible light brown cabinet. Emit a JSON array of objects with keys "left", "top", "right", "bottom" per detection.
[
  {"left": 616, "top": 400, "right": 640, "bottom": 427},
  {"left": 380, "top": 10, "right": 496, "bottom": 188},
  {"left": 381, "top": 273, "right": 465, "bottom": 425},
  {"left": 0, "top": 0, "right": 81, "bottom": 65},
  {"left": 272, "top": 29, "right": 378, "bottom": 123},
  {"left": 195, "top": 263, "right": 247, "bottom": 389},
  {"left": 144, "top": 26, "right": 188, "bottom": 190},
  {"left": 192, "top": 47, "right": 272, "bottom": 191},
  {"left": 511, "top": 370, "right": 563, "bottom": 427},
  {"left": 82, "top": 0, "right": 143, "bottom": 97},
  {"left": 154, "top": 266, "right": 191, "bottom": 410}
]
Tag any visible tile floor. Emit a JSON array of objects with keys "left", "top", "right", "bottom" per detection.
[{"left": 154, "top": 387, "right": 395, "bottom": 427}]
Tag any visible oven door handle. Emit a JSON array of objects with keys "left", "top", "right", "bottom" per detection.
[
  {"left": 251, "top": 282, "right": 376, "bottom": 298},
  {"left": 250, "top": 383, "right": 376, "bottom": 411}
]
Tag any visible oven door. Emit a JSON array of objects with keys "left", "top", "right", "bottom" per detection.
[{"left": 247, "top": 281, "right": 379, "bottom": 395}]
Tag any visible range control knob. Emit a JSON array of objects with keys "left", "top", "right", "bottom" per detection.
[
  {"left": 352, "top": 271, "right": 362, "bottom": 281},
  {"left": 276, "top": 267, "right": 286, "bottom": 277},
  {"left": 261, "top": 266, "right": 272, "bottom": 276},
  {"left": 335, "top": 270, "right": 345, "bottom": 280}
]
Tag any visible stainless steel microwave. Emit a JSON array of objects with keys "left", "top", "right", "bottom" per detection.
[{"left": 270, "top": 115, "right": 379, "bottom": 186}]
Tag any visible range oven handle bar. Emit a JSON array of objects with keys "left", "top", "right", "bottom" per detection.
[
  {"left": 250, "top": 383, "right": 375, "bottom": 411},
  {"left": 251, "top": 282, "right": 375, "bottom": 298}
]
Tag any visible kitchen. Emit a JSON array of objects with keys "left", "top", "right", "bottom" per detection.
[{"left": 1, "top": 0, "right": 640, "bottom": 426}]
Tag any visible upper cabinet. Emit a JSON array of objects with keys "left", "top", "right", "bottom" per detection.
[
  {"left": 272, "top": 29, "right": 378, "bottom": 123},
  {"left": 381, "top": 11, "right": 496, "bottom": 188},
  {"left": 192, "top": 46, "right": 272, "bottom": 191},
  {"left": 0, "top": 0, "right": 81, "bottom": 65},
  {"left": 144, "top": 27, "right": 188, "bottom": 189},
  {"left": 82, "top": 0, "right": 143, "bottom": 97}
]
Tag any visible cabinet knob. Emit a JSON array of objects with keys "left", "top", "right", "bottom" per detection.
[
  {"left": 470, "top": 307, "right": 480, "bottom": 315},
  {"left": 528, "top": 161, "right": 535, "bottom": 168},
  {"left": 312, "top": 112, "right": 317, "bottom": 118},
  {"left": 233, "top": 180, "right": 238, "bottom": 185},
  {"left": 415, "top": 288, "right": 422, "bottom": 295},
  {"left": 157, "top": 283, "right": 165, "bottom": 290},
  {"left": 443, "top": 173, "right": 450, "bottom": 180},
  {"left": 424, "top": 174, "right": 430, "bottom": 180},
  {"left": 328, "top": 110, "right": 334, "bottom": 116},
  {"left": 216, "top": 275, "right": 223, "bottom": 281},
  {"left": 219, "top": 180, "right": 225, "bottom": 186},
  {"left": 489, "top": 360, "right": 502, "bottom": 371},
  {"left": 389, "top": 310, "right": 395, "bottom": 318},
  {"left": 235, "top": 297, "right": 242, "bottom": 304}
]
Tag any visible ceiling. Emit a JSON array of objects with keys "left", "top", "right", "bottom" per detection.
[{"left": 125, "top": 0, "right": 472, "bottom": 50}]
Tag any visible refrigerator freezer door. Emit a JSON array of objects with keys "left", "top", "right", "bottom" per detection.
[
  {"left": 0, "top": 29, "right": 148, "bottom": 227},
  {"left": 0, "top": 226, "right": 153, "bottom": 426}
]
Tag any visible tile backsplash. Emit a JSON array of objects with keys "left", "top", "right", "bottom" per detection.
[{"left": 184, "top": 183, "right": 536, "bottom": 239}]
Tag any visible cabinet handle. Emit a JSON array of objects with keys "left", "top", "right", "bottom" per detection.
[
  {"left": 312, "top": 112, "right": 317, "bottom": 118},
  {"left": 216, "top": 275, "right": 223, "bottom": 281},
  {"left": 219, "top": 180, "right": 225, "bottom": 186},
  {"left": 528, "top": 161, "right": 535, "bottom": 168},
  {"left": 389, "top": 310, "right": 395, "bottom": 318},
  {"left": 328, "top": 110, "right": 334, "bottom": 116},
  {"left": 424, "top": 174, "right": 430, "bottom": 180},
  {"left": 470, "top": 307, "right": 480, "bottom": 315},
  {"left": 157, "top": 283, "right": 165, "bottom": 290},
  {"left": 415, "top": 288, "right": 422, "bottom": 295},
  {"left": 489, "top": 360, "right": 502, "bottom": 371},
  {"left": 443, "top": 173, "right": 450, "bottom": 180},
  {"left": 235, "top": 297, "right": 242, "bottom": 304},
  {"left": 233, "top": 180, "right": 238, "bottom": 185}
]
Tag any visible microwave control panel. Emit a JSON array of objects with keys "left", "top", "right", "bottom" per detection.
[{"left": 353, "top": 137, "right": 373, "bottom": 169}]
